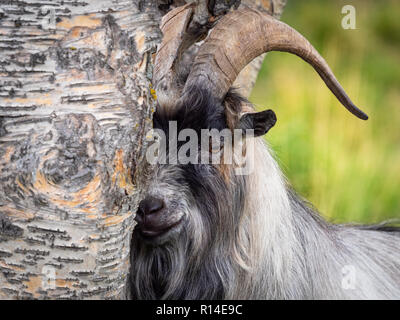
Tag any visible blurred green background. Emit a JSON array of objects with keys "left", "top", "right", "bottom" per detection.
[{"left": 250, "top": 0, "right": 400, "bottom": 224}]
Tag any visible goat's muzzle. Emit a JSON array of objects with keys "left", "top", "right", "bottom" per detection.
[{"left": 135, "top": 196, "right": 183, "bottom": 239}]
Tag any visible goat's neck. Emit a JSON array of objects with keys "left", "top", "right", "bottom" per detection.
[
  {"left": 230, "top": 139, "right": 400, "bottom": 299},
  {"left": 233, "top": 138, "right": 324, "bottom": 298}
]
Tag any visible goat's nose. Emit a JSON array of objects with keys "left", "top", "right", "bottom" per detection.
[{"left": 137, "top": 196, "right": 165, "bottom": 218}]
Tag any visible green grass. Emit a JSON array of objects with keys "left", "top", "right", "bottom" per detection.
[{"left": 250, "top": 0, "right": 400, "bottom": 224}]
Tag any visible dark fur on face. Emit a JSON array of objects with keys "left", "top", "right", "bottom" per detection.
[
  {"left": 129, "top": 87, "right": 248, "bottom": 299},
  {"left": 153, "top": 85, "right": 231, "bottom": 134}
]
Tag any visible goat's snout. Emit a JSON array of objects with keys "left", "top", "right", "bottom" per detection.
[
  {"left": 137, "top": 196, "right": 165, "bottom": 219},
  {"left": 135, "top": 196, "right": 182, "bottom": 239},
  {"left": 135, "top": 196, "right": 165, "bottom": 226}
]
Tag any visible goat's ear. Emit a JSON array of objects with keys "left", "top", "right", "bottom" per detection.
[{"left": 238, "top": 109, "right": 277, "bottom": 137}]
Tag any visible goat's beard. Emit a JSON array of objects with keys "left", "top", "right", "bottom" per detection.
[
  {"left": 129, "top": 166, "right": 247, "bottom": 300},
  {"left": 129, "top": 209, "right": 226, "bottom": 300}
]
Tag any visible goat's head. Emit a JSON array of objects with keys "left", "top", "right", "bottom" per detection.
[
  {"left": 133, "top": 6, "right": 368, "bottom": 248},
  {"left": 134, "top": 89, "right": 277, "bottom": 248}
]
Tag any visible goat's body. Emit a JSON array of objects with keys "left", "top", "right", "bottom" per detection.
[
  {"left": 230, "top": 139, "right": 400, "bottom": 299},
  {"left": 130, "top": 86, "right": 399, "bottom": 300},
  {"left": 131, "top": 137, "right": 400, "bottom": 299}
]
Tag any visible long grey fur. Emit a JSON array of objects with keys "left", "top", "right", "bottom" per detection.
[{"left": 130, "top": 132, "right": 400, "bottom": 299}]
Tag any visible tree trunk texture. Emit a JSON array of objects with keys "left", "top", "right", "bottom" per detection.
[{"left": 0, "top": 0, "right": 285, "bottom": 299}]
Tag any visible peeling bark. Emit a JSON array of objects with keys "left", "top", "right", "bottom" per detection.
[{"left": 0, "top": 0, "right": 286, "bottom": 299}]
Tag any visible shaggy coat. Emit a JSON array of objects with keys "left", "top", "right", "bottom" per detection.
[{"left": 129, "top": 88, "right": 400, "bottom": 300}]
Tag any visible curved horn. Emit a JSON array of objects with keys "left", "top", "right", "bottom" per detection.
[
  {"left": 183, "top": 7, "right": 368, "bottom": 120},
  {"left": 153, "top": 3, "right": 195, "bottom": 109}
]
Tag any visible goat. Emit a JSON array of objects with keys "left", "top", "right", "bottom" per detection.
[{"left": 129, "top": 5, "right": 400, "bottom": 299}]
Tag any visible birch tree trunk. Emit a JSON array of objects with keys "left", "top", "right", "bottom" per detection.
[{"left": 0, "top": 0, "right": 285, "bottom": 299}]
